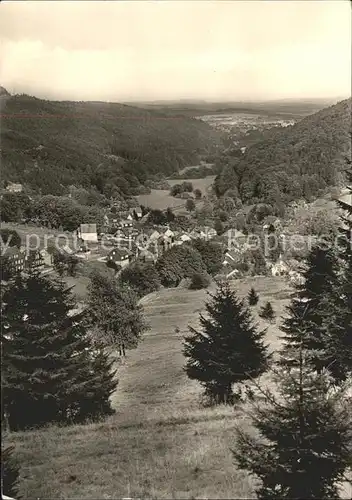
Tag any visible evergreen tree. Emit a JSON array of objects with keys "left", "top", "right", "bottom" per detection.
[
  {"left": 233, "top": 345, "right": 352, "bottom": 499},
  {"left": 183, "top": 281, "right": 268, "bottom": 404},
  {"left": 259, "top": 301, "right": 275, "bottom": 321},
  {"left": 1, "top": 445, "right": 20, "bottom": 499},
  {"left": 280, "top": 246, "right": 341, "bottom": 375},
  {"left": 323, "top": 158, "right": 352, "bottom": 381},
  {"left": 248, "top": 287, "right": 259, "bottom": 306},
  {"left": 2, "top": 271, "right": 117, "bottom": 431}
]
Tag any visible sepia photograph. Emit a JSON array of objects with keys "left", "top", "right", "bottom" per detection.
[{"left": 1, "top": 0, "right": 351, "bottom": 498}]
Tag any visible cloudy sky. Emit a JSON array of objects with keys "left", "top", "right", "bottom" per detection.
[{"left": 0, "top": 0, "right": 351, "bottom": 102}]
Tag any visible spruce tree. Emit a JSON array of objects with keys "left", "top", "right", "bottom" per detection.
[
  {"left": 324, "top": 158, "right": 352, "bottom": 381},
  {"left": 248, "top": 287, "right": 259, "bottom": 306},
  {"left": 280, "top": 246, "right": 340, "bottom": 375},
  {"left": 183, "top": 281, "right": 268, "bottom": 404},
  {"left": 233, "top": 344, "right": 352, "bottom": 499},
  {"left": 259, "top": 301, "right": 275, "bottom": 322},
  {"left": 2, "top": 271, "right": 117, "bottom": 431}
]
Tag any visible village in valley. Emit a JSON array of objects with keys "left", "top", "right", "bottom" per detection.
[{"left": 1, "top": 179, "right": 313, "bottom": 287}]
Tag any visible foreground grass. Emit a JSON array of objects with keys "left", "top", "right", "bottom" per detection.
[{"left": 6, "top": 276, "right": 350, "bottom": 499}]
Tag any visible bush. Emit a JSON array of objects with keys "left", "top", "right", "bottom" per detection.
[
  {"left": 214, "top": 219, "right": 224, "bottom": 235},
  {"left": 189, "top": 272, "right": 210, "bottom": 290},
  {"left": 248, "top": 287, "right": 259, "bottom": 306},
  {"left": 156, "top": 245, "right": 206, "bottom": 287},
  {"left": 259, "top": 301, "right": 275, "bottom": 321},
  {"left": 0, "top": 228, "right": 21, "bottom": 248},
  {"left": 170, "top": 184, "right": 183, "bottom": 197},
  {"left": 194, "top": 188, "right": 202, "bottom": 199},
  {"left": 191, "top": 239, "right": 223, "bottom": 276},
  {"left": 186, "top": 199, "right": 196, "bottom": 212},
  {"left": 119, "top": 262, "right": 160, "bottom": 298}
]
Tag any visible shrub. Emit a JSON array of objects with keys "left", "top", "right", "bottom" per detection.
[
  {"left": 248, "top": 287, "right": 259, "bottom": 306},
  {"left": 156, "top": 245, "right": 206, "bottom": 287},
  {"left": 189, "top": 272, "right": 210, "bottom": 290},
  {"left": 259, "top": 301, "right": 275, "bottom": 321},
  {"left": 119, "top": 262, "right": 160, "bottom": 298}
]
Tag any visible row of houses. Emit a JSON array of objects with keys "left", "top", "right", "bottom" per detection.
[
  {"left": 106, "top": 225, "right": 218, "bottom": 269},
  {"left": 103, "top": 206, "right": 144, "bottom": 231}
]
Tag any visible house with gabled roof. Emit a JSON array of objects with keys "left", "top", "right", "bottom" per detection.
[
  {"left": 223, "top": 249, "right": 241, "bottom": 267},
  {"left": 129, "top": 206, "right": 143, "bottom": 219},
  {"left": 270, "top": 254, "right": 290, "bottom": 277},
  {"left": 163, "top": 228, "right": 175, "bottom": 239},
  {"left": 149, "top": 230, "right": 161, "bottom": 241},
  {"left": 77, "top": 223, "right": 98, "bottom": 243},
  {"left": 107, "top": 247, "right": 131, "bottom": 268},
  {"left": 118, "top": 219, "right": 133, "bottom": 229}
]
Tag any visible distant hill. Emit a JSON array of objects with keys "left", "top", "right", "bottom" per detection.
[
  {"left": 130, "top": 98, "right": 338, "bottom": 118},
  {"left": 1, "top": 94, "right": 222, "bottom": 197},
  {"left": 214, "top": 98, "right": 352, "bottom": 204}
]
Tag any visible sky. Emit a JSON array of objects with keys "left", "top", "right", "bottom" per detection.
[{"left": 0, "top": 0, "right": 351, "bottom": 102}]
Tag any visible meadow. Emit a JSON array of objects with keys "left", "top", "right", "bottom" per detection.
[
  {"left": 4, "top": 275, "right": 316, "bottom": 500},
  {"left": 136, "top": 176, "right": 215, "bottom": 211}
]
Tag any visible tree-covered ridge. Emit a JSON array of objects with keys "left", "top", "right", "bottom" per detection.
[
  {"left": 214, "top": 98, "right": 352, "bottom": 204},
  {"left": 1, "top": 93, "right": 222, "bottom": 197}
]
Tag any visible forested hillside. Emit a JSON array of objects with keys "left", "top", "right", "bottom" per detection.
[
  {"left": 1, "top": 93, "right": 222, "bottom": 197},
  {"left": 214, "top": 98, "right": 352, "bottom": 204}
]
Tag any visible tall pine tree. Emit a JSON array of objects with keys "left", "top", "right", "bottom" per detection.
[
  {"left": 183, "top": 281, "right": 268, "bottom": 404},
  {"left": 324, "top": 157, "right": 352, "bottom": 381},
  {"left": 233, "top": 343, "right": 352, "bottom": 499},
  {"left": 2, "top": 270, "right": 117, "bottom": 431},
  {"left": 280, "top": 246, "right": 341, "bottom": 375}
]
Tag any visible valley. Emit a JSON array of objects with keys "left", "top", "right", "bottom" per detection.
[{"left": 1, "top": 87, "right": 351, "bottom": 500}]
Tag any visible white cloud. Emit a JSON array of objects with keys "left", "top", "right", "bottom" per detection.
[{"left": 0, "top": 0, "right": 350, "bottom": 101}]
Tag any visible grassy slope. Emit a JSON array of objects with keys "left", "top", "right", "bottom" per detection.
[
  {"left": 5, "top": 276, "right": 301, "bottom": 499},
  {"left": 1, "top": 94, "right": 222, "bottom": 193}
]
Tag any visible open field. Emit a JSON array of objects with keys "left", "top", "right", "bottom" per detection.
[
  {"left": 167, "top": 175, "right": 215, "bottom": 192},
  {"left": 137, "top": 189, "right": 192, "bottom": 211},
  {"left": 7, "top": 276, "right": 338, "bottom": 499},
  {"left": 137, "top": 176, "right": 215, "bottom": 211}
]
